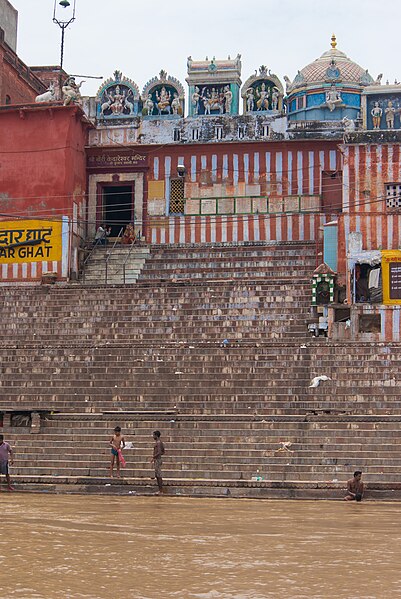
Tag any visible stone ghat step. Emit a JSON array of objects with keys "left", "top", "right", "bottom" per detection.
[
  {"left": 146, "top": 247, "right": 317, "bottom": 259},
  {"left": 1, "top": 299, "right": 312, "bottom": 313},
  {"left": 10, "top": 431, "right": 401, "bottom": 447},
  {"left": 4, "top": 406, "right": 401, "bottom": 417},
  {"left": 139, "top": 254, "right": 316, "bottom": 264},
  {"left": 141, "top": 252, "right": 316, "bottom": 262},
  {"left": 0, "top": 319, "right": 310, "bottom": 329},
  {"left": 6, "top": 466, "right": 400, "bottom": 482},
  {"left": 139, "top": 266, "right": 315, "bottom": 276},
  {"left": 0, "top": 347, "right": 396, "bottom": 359},
  {"left": 9, "top": 459, "right": 401, "bottom": 475},
  {"left": 0, "top": 312, "right": 312, "bottom": 327},
  {"left": 0, "top": 343, "right": 397, "bottom": 356},
  {"left": 139, "top": 260, "right": 315, "bottom": 269},
  {"left": 15, "top": 420, "right": 401, "bottom": 433},
  {"left": 0, "top": 342, "right": 397, "bottom": 354},
  {"left": 0, "top": 333, "right": 312, "bottom": 344},
  {"left": 1, "top": 377, "right": 397, "bottom": 390},
  {"left": 0, "top": 364, "right": 399, "bottom": 378},
  {"left": 0, "top": 279, "right": 312, "bottom": 294},
  {"left": 139, "top": 266, "right": 316, "bottom": 277},
  {"left": 41, "top": 412, "right": 401, "bottom": 423},
  {"left": 0, "top": 364, "right": 314, "bottom": 375},
  {"left": 11, "top": 321, "right": 310, "bottom": 331},
  {"left": 147, "top": 243, "right": 317, "bottom": 253},
  {"left": 137, "top": 271, "right": 313, "bottom": 281},
  {"left": 7, "top": 477, "right": 401, "bottom": 501},
  {"left": 4, "top": 393, "right": 401, "bottom": 406},
  {"left": 1, "top": 363, "right": 397, "bottom": 376},
  {"left": 11, "top": 445, "right": 401, "bottom": 459},
  {"left": 2, "top": 298, "right": 312, "bottom": 311},
  {"left": 5, "top": 406, "right": 401, "bottom": 419}
]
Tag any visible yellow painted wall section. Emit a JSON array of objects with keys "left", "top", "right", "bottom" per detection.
[
  {"left": 0, "top": 220, "right": 63, "bottom": 264},
  {"left": 382, "top": 250, "right": 401, "bottom": 305}
]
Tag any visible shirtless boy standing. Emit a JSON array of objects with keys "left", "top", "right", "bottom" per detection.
[{"left": 109, "top": 426, "right": 125, "bottom": 478}]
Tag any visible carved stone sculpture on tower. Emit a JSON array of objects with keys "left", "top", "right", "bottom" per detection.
[
  {"left": 109, "top": 86, "right": 125, "bottom": 115},
  {"left": 192, "top": 86, "right": 201, "bottom": 116},
  {"left": 35, "top": 83, "right": 56, "bottom": 103},
  {"left": 271, "top": 87, "right": 279, "bottom": 111},
  {"left": 171, "top": 92, "right": 181, "bottom": 115},
  {"left": 371, "top": 101, "right": 383, "bottom": 129},
  {"left": 224, "top": 85, "right": 233, "bottom": 114},
  {"left": 256, "top": 82, "right": 269, "bottom": 111},
  {"left": 385, "top": 100, "right": 396, "bottom": 129},
  {"left": 246, "top": 87, "right": 255, "bottom": 112},
  {"left": 144, "top": 94, "right": 154, "bottom": 116},
  {"left": 62, "top": 77, "right": 85, "bottom": 106},
  {"left": 325, "top": 85, "right": 342, "bottom": 112},
  {"left": 156, "top": 86, "right": 171, "bottom": 115}
]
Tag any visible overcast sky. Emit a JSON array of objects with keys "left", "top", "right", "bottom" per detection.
[{"left": 9, "top": 0, "right": 401, "bottom": 97}]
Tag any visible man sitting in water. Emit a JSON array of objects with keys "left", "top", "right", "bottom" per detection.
[{"left": 344, "top": 470, "right": 365, "bottom": 501}]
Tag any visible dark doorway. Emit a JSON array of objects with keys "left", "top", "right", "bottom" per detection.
[
  {"left": 103, "top": 185, "right": 133, "bottom": 237},
  {"left": 322, "top": 170, "right": 342, "bottom": 212}
]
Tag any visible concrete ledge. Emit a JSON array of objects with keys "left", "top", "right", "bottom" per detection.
[{"left": 6, "top": 476, "right": 401, "bottom": 500}]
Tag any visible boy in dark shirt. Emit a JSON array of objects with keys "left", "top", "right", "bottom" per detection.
[
  {"left": 151, "top": 430, "right": 165, "bottom": 494},
  {"left": 0, "top": 435, "right": 14, "bottom": 491}
]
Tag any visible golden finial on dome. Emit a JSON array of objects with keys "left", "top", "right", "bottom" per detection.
[{"left": 331, "top": 33, "right": 337, "bottom": 49}]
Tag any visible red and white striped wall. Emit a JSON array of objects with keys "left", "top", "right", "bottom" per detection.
[
  {"left": 342, "top": 143, "right": 401, "bottom": 214},
  {"left": 150, "top": 142, "right": 340, "bottom": 196},
  {"left": 147, "top": 213, "right": 337, "bottom": 245}
]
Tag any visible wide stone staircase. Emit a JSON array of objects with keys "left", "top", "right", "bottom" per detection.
[
  {"left": 81, "top": 245, "right": 150, "bottom": 285},
  {"left": 1, "top": 241, "right": 400, "bottom": 499}
]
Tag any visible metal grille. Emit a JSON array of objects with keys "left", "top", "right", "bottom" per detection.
[
  {"left": 169, "top": 178, "right": 185, "bottom": 214},
  {"left": 386, "top": 184, "right": 401, "bottom": 209}
]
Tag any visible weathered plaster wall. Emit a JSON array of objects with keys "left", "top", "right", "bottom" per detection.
[
  {"left": 88, "top": 113, "right": 287, "bottom": 146},
  {"left": 0, "top": 0, "right": 17, "bottom": 52}
]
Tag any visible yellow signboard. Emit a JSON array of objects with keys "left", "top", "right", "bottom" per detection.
[
  {"left": 0, "top": 219, "right": 62, "bottom": 264},
  {"left": 382, "top": 250, "right": 401, "bottom": 305}
]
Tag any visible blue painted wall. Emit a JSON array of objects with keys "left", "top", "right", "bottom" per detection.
[{"left": 324, "top": 224, "right": 338, "bottom": 272}]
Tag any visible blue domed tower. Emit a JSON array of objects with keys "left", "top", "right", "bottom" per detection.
[{"left": 286, "top": 35, "right": 374, "bottom": 124}]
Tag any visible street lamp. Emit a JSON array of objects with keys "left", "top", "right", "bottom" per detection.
[{"left": 53, "top": 0, "right": 77, "bottom": 93}]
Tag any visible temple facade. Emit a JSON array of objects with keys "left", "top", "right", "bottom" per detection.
[{"left": 0, "top": 16, "right": 400, "bottom": 340}]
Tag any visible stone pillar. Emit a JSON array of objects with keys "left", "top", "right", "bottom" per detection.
[
  {"left": 31, "top": 412, "right": 41, "bottom": 434},
  {"left": 2, "top": 413, "right": 11, "bottom": 428}
]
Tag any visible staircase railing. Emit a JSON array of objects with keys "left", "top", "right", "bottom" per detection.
[
  {"left": 104, "top": 227, "right": 124, "bottom": 285},
  {"left": 122, "top": 233, "right": 139, "bottom": 285},
  {"left": 81, "top": 241, "right": 100, "bottom": 285}
]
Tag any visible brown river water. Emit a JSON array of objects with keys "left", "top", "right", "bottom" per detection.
[{"left": 0, "top": 494, "right": 400, "bottom": 599}]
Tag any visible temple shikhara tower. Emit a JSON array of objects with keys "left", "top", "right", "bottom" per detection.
[{"left": 1, "top": 0, "right": 401, "bottom": 499}]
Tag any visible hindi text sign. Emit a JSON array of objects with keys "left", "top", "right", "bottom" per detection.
[{"left": 0, "top": 220, "right": 62, "bottom": 264}]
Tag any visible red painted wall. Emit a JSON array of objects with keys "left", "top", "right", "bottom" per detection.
[{"left": 0, "top": 104, "right": 89, "bottom": 217}]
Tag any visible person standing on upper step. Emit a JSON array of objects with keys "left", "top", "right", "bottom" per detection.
[
  {"left": 0, "top": 434, "right": 14, "bottom": 491},
  {"left": 151, "top": 430, "right": 166, "bottom": 494},
  {"left": 344, "top": 470, "right": 365, "bottom": 501},
  {"left": 94, "top": 224, "right": 110, "bottom": 246}
]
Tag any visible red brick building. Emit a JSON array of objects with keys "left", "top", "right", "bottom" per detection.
[
  {"left": 0, "top": 104, "right": 91, "bottom": 281},
  {"left": 0, "top": 27, "right": 45, "bottom": 105}
]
